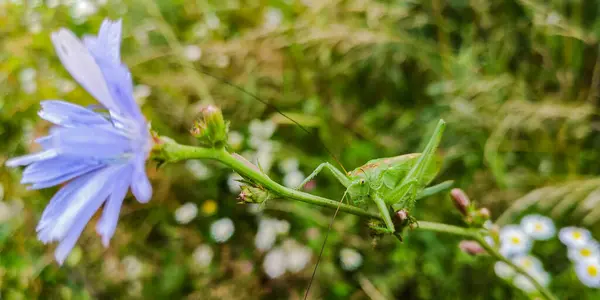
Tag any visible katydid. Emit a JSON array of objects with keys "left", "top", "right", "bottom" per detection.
[{"left": 295, "top": 119, "right": 446, "bottom": 233}]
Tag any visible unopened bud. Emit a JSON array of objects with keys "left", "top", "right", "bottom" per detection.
[
  {"left": 238, "top": 185, "right": 271, "bottom": 204},
  {"left": 191, "top": 105, "right": 229, "bottom": 147},
  {"left": 450, "top": 188, "right": 470, "bottom": 216},
  {"left": 395, "top": 209, "right": 408, "bottom": 223},
  {"left": 458, "top": 240, "right": 485, "bottom": 256},
  {"left": 469, "top": 207, "right": 492, "bottom": 227},
  {"left": 478, "top": 208, "right": 491, "bottom": 219}
]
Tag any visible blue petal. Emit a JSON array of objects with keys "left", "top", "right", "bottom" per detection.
[
  {"left": 53, "top": 183, "right": 108, "bottom": 265},
  {"left": 37, "top": 166, "right": 120, "bottom": 243},
  {"left": 37, "top": 172, "right": 94, "bottom": 241},
  {"left": 96, "top": 165, "right": 132, "bottom": 247},
  {"left": 27, "top": 164, "right": 105, "bottom": 190},
  {"left": 85, "top": 19, "right": 122, "bottom": 64},
  {"left": 84, "top": 19, "right": 144, "bottom": 123},
  {"left": 51, "top": 28, "right": 118, "bottom": 115},
  {"left": 5, "top": 150, "right": 59, "bottom": 167},
  {"left": 95, "top": 59, "right": 144, "bottom": 123},
  {"left": 22, "top": 157, "right": 102, "bottom": 188},
  {"left": 49, "top": 126, "right": 131, "bottom": 160},
  {"left": 38, "top": 100, "right": 110, "bottom": 127},
  {"left": 131, "top": 157, "right": 152, "bottom": 203}
]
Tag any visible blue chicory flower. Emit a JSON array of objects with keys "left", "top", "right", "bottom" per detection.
[{"left": 6, "top": 19, "right": 153, "bottom": 264}]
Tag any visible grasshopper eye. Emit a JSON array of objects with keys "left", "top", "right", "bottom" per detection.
[{"left": 360, "top": 179, "right": 365, "bottom": 185}]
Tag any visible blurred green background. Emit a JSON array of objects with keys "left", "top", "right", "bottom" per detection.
[{"left": 2, "top": 0, "right": 600, "bottom": 299}]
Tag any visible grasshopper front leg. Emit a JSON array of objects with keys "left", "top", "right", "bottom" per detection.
[
  {"left": 372, "top": 194, "right": 395, "bottom": 233},
  {"left": 296, "top": 162, "right": 351, "bottom": 190}
]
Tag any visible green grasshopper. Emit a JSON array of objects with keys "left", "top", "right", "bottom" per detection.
[{"left": 295, "top": 119, "right": 446, "bottom": 234}]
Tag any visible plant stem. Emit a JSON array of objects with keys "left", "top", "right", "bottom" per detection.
[
  {"left": 158, "top": 139, "right": 380, "bottom": 219},
  {"left": 157, "top": 138, "right": 558, "bottom": 300}
]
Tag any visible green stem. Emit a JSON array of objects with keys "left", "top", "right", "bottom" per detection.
[
  {"left": 417, "top": 221, "right": 475, "bottom": 237},
  {"left": 157, "top": 139, "right": 557, "bottom": 300},
  {"left": 158, "top": 139, "right": 380, "bottom": 219}
]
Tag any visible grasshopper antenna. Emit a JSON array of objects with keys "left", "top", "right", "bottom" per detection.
[{"left": 194, "top": 68, "right": 347, "bottom": 174}]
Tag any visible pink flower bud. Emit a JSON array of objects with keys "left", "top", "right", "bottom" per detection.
[
  {"left": 395, "top": 209, "right": 408, "bottom": 223},
  {"left": 478, "top": 208, "right": 491, "bottom": 219},
  {"left": 450, "top": 188, "right": 470, "bottom": 216},
  {"left": 458, "top": 240, "right": 485, "bottom": 256}
]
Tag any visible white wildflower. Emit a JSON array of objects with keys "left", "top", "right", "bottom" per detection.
[
  {"left": 19, "top": 68, "right": 36, "bottom": 94},
  {"left": 55, "top": 78, "right": 76, "bottom": 94},
  {"left": 283, "top": 240, "right": 312, "bottom": 273},
  {"left": 264, "top": 7, "right": 283, "bottom": 30},
  {"left": 559, "top": 227, "right": 592, "bottom": 248},
  {"left": 514, "top": 270, "right": 550, "bottom": 293},
  {"left": 520, "top": 214, "right": 556, "bottom": 240},
  {"left": 494, "top": 261, "right": 515, "bottom": 279},
  {"left": 249, "top": 119, "right": 277, "bottom": 142},
  {"left": 210, "top": 218, "right": 235, "bottom": 243},
  {"left": 255, "top": 226, "right": 277, "bottom": 252},
  {"left": 133, "top": 84, "right": 151, "bottom": 104},
  {"left": 575, "top": 259, "right": 600, "bottom": 288},
  {"left": 340, "top": 248, "right": 363, "bottom": 271},
  {"left": 26, "top": 12, "right": 42, "bottom": 33},
  {"left": 568, "top": 240, "right": 600, "bottom": 263},
  {"left": 514, "top": 274, "right": 537, "bottom": 293},
  {"left": 123, "top": 256, "right": 143, "bottom": 280},
  {"left": 192, "top": 245, "right": 214, "bottom": 268},
  {"left": 227, "top": 131, "right": 244, "bottom": 149},
  {"left": 279, "top": 158, "right": 299, "bottom": 174},
  {"left": 174, "top": 202, "right": 198, "bottom": 224},
  {"left": 70, "top": 0, "right": 97, "bottom": 22},
  {"left": 512, "top": 255, "right": 544, "bottom": 275},
  {"left": 275, "top": 220, "right": 290, "bottom": 235},
  {"left": 185, "top": 160, "right": 212, "bottom": 180},
  {"left": 183, "top": 45, "right": 202, "bottom": 61},
  {"left": 205, "top": 13, "right": 220, "bottom": 29},
  {"left": 546, "top": 12, "right": 561, "bottom": 26},
  {"left": 263, "top": 247, "right": 286, "bottom": 279},
  {"left": 283, "top": 170, "right": 305, "bottom": 188},
  {"left": 247, "top": 203, "right": 264, "bottom": 214},
  {"left": 499, "top": 225, "right": 533, "bottom": 257},
  {"left": 254, "top": 144, "right": 275, "bottom": 172},
  {"left": 227, "top": 173, "right": 243, "bottom": 193}
]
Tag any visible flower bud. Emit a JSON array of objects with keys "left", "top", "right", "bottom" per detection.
[
  {"left": 238, "top": 185, "right": 272, "bottom": 204},
  {"left": 191, "top": 105, "right": 229, "bottom": 147},
  {"left": 458, "top": 240, "right": 485, "bottom": 256},
  {"left": 450, "top": 188, "right": 470, "bottom": 216},
  {"left": 395, "top": 209, "right": 408, "bottom": 223},
  {"left": 478, "top": 208, "right": 491, "bottom": 219}
]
